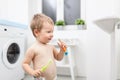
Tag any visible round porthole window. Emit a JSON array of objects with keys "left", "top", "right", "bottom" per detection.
[
  {"left": 2, "top": 39, "right": 21, "bottom": 69},
  {"left": 7, "top": 43, "right": 20, "bottom": 64}
]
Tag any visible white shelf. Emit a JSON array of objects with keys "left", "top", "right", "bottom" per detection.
[
  {"left": 50, "top": 38, "right": 78, "bottom": 80},
  {"left": 49, "top": 38, "right": 78, "bottom": 46},
  {"left": 56, "top": 46, "right": 76, "bottom": 80},
  {"left": 56, "top": 64, "right": 76, "bottom": 76}
]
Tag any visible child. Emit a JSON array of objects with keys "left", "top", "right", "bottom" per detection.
[{"left": 22, "top": 13, "right": 67, "bottom": 80}]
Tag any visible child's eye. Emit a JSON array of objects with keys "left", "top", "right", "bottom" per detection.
[{"left": 47, "top": 31, "right": 51, "bottom": 33}]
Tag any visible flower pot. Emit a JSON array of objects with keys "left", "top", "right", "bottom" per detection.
[
  {"left": 77, "top": 25, "right": 86, "bottom": 30},
  {"left": 57, "top": 26, "right": 64, "bottom": 30}
]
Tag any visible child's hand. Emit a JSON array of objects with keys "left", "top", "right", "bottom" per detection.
[
  {"left": 32, "top": 69, "right": 42, "bottom": 78},
  {"left": 57, "top": 39, "right": 67, "bottom": 52}
]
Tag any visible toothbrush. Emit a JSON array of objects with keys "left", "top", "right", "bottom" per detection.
[
  {"left": 40, "top": 59, "right": 52, "bottom": 72},
  {"left": 58, "top": 39, "right": 68, "bottom": 55},
  {"left": 61, "top": 45, "right": 68, "bottom": 55},
  {"left": 58, "top": 39, "right": 66, "bottom": 52},
  {"left": 63, "top": 46, "right": 67, "bottom": 52},
  {"left": 33, "top": 59, "right": 52, "bottom": 78}
]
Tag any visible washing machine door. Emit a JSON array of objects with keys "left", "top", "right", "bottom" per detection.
[{"left": 2, "top": 39, "right": 21, "bottom": 68}]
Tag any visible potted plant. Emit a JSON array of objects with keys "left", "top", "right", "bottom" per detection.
[
  {"left": 75, "top": 19, "right": 86, "bottom": 29},
  {"left": 55, "top": 20, "right": 65, "bottom": 30}
]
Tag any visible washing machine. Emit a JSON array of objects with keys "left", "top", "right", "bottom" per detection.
[{"left": 0, "top": 26, "right": 26, "bottom": 80}]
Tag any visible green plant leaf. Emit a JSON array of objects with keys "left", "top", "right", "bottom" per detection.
[
  {"left": 55, "top": 20, "right": 65, "bottom": 26},
  {"left": 75, "top": 19, "right": 85, "bottom": 25}
]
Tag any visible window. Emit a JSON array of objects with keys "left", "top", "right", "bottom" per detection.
[
  {"left": 42, "top": 0, "right": 57, "bottom": 23},
  {"left": 42, "top": 0, "right": 80, "bottom": 25},
  {"left": 64, "top": 0, "right": 80, "bottom": 25}
]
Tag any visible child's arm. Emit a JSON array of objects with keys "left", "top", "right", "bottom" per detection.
[
  {"left": 53, "top": 39, "right": 67, "bottom": 60},
  {"left": 22, "top": 48, "right": 41, "bottom": 77}
]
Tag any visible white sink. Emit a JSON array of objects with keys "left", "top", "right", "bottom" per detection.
[{"left": 94, "top": 17, "right": 120, "bottom": 34}]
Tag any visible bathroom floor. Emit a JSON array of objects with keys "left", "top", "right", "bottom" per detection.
[{"left": 22, "top": 74, "right": 86, "bottom": 80}]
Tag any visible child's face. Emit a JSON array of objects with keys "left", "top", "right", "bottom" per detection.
[{"left": 36, "top": 22, "right": 54, "bottom": 44}]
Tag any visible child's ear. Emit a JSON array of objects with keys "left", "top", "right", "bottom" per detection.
[{"left": 34, "top": 29, "right": 40, "bottom": 37}]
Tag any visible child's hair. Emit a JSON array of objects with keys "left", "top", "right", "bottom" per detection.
[{"left": 30, "top": 13, "right": 54, "bottom": 37}]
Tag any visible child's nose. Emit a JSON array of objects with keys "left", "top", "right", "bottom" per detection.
[{"left": 50, "top": 33, "right": 53, "bottom": 37}]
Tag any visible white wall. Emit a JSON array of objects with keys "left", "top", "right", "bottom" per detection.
[
  {"left": 86, "top": 0, "right": 118, "bottom": 21},
  {"left": 28, "top": 0, "right": 42, "bottom": 23},
  {"left": 27, "top": 0, "right": 42, "bottom": 48},
  {"left": 86, "top": 0, "right": 120, "bottom": 80},
  {"left": 113, "top": 0, "right": 120, "bottom": 17},
  {"left": 56, "top": 0, "right": 64, "bottom": 21},
  {"left": 86, "top": 23, "right": 111, "bottom": 80},
  {"left": 0, "top": 0, "right": 28, "bottom": 25}
]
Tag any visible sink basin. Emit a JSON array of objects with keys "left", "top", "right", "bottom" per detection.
[{"left": 94, "top": 17, "right": 120, "bottom": 34}]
